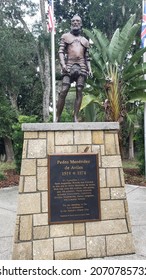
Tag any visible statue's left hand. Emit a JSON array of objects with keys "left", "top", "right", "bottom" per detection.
[
  {"left": 62, "top": 64, "right": 68, "bottom": 73},
  {"left": 88, "top": 69, "right": 93, "bottom": 78}
]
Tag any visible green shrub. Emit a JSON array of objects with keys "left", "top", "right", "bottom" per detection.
[
  {"left": 0, "top": 171, "right": 6, "bottom": 181},
  {"left": 135, "top": 111, "right": 145, "bottom": 174},
  {"left": 49, "top": 109, "right": 73, "bottom": 122}
]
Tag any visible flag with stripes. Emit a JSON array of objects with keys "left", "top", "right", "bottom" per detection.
[
  {"left": 47, "top": 0, "right": 54, "bottom": 32},
  {"left": 141, "top": 1, "right": 146, "bottom": 48}
]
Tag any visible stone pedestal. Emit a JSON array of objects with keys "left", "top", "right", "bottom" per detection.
[{"left": 12, "top": 122, "right": 135, "bottom": 260}]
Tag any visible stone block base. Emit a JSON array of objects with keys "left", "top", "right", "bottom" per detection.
[{"left": 12, "top": 122, "right": 135, "bottom": 260}]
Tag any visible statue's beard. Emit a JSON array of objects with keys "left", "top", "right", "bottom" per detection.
[{"left": 71, "top": 28, "right": 80, "bottom": 36}]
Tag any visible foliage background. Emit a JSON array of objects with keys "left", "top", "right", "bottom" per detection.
[{"left": 0, "top": 0, "right": 145, "bottom": 173}]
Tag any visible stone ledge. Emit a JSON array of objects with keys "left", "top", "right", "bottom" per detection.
[{"left": 22, "top": 122, "right": 119, "bottom": 132}]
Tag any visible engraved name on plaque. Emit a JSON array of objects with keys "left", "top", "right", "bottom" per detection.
[{"left": 48, "top": 154, "right": 100, "bottom": 224}]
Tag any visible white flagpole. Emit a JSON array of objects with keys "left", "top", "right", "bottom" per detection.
[
  {"left": 144, "top": 102, "right": 146, "bottom": 178},
  {"left": 51, "top": 0, "right": 56, "bottom": 122},
  {"left": 143, "top": 0, "right": 146, "bottom": 177}
]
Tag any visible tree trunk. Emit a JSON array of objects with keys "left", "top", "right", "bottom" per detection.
[
  {"left": 36, "top": 46, "right": 45, "bottom": 90},
  {"left": 118, "top": 131, "right": 124, "bottom": 159},
  {"left": 40, "top": 0, "right": 51, "bottom": 122},
  {"left": 129, "top": 128, "right": 134, "bottom": 160},
  {"left": 4, "top": 136, "right": 14, "bottom": 162},
  {"left": 9, "top": 91, "right": 18, "bottom": 111},
  {"left": 43, "top": 45, "right": 51, "bottom": 121},
  {"left": 17, "top": 1, "right": 51, "bottom": 122}
]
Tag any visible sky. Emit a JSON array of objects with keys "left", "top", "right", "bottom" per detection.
[{"left": 24, "top": 0, "right": 41, "bottom": 29}]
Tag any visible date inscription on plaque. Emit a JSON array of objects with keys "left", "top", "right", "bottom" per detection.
[{"left": 48, "top": 154, "right": 100, "bottom": 224}]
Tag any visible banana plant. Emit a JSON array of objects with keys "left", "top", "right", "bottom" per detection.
[{"left": 81, "top": 14, "right": 146, "bottom": 122}]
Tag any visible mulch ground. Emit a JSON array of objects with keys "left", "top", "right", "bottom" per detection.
[
  {"left": 0, "top": 170, "right": 19, "bottom": 189},
  {"left": 0, "top": 168, "right": 146, "bottom": 189},
  {"left": 124, "top": 168, "right": 146, "bottom": 187}
]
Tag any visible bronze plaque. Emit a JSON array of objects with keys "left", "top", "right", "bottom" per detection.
[{"left": 48, "top": 153, "right": 100, "bottom": 224}]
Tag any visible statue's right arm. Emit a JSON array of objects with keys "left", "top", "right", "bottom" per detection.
[{"left": 58, "top": 36, "right": 67, "bottom": 72}]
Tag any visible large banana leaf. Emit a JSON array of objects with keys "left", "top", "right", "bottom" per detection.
[
  {"left": 123, "top": 63, "right": 146, "bottom": 81},
  {"left": 124, "top": 47, "right": 146, "bottom": 73},
  {"left": 128, "top": 90, "right": 146, "bottom": 102},
  {"left": 83, "top": 28, "right": 109, "bottom": 63},
  {"left": 83, "top": 15, "right": 146, "bottom": 121},
  {"left": 108, "top": 29, "right": 120, "bottom": 62},
  {"left": 91, "top": 51, "right": 105, "bottom": 71},
  {"left": 115, "top": 14, "right": 137, "bottom": 64},
  {"left": 92, "top": 29, "right": 109, "bottom": 62},
  {"left": 91, "top": 66, "right": 104, "bottom": 80},
  {"left": 120, "top": 14, "right": 136, "bottom": 39},
  {"left": 127, "top": 80, "right": 146, "bottom": 91},
  {"left": 85, "top": 77, "right": 103, "bottom": 90},
  {"left": 118, "top": 24, "right": 140, "bottom": 65},
  {"left": 83, "top": 29, "right": 97, "bottom": 44},
  {"left": 80, "top": 94, "right": 101, "bottom": 111},
  {"left": 106, "top": 15, "right": 138, "bottom": 66},
  {"left": 84, "top": 103, "right": 98, "bottom": 122},
  {"left": 83, "top": 28, "right": 102, "bottom": 52}
]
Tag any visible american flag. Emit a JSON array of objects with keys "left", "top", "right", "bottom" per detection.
[
  {"left": 141, "top": 1, "right": 146, "bottom": 48},
  {"left": 47, "top": 0, "right": 54, "bottom": 32}
]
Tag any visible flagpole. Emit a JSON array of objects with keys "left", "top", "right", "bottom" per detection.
[
  {"left": 51, "top": 0, "right": 56, "bottom": 122},
  {"left": 144, "top": 102, "right": 146, "bottom": 178},
  {"left": 143, "top": 0, "right": 146, "bottom": 177}
]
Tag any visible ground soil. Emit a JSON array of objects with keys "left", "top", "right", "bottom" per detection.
[
  {"left": 0, "top": 167, "right": 146, "bottom": 188},
  {"left": 124, "top": 168, "right": 146, "bottom": 187},
  {"left": 0, "top": 170, "right": 19, "bottom": 189}
]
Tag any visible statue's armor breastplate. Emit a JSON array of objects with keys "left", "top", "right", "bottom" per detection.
[
  {"left": 59, "top": 32, "right": 89, "bottom": 77},
  {"left": 60, "top": 32, "right": 89, "bottom": 47}
]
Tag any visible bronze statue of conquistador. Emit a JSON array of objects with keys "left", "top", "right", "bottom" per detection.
[{"left": 56, "top": 15, "right": 92, "bottom": 122}]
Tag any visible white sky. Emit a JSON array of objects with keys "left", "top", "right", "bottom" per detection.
[
  {"left": 24, "top": 0, "right": 54, "bottom": 30},
  {"left": 24, "top": 0, "right": 40, "bottom": 28}
]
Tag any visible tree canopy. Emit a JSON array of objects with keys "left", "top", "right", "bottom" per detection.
[
  {"left": 0, "top": 0, "right": 145, "bottom": 162},
  {"left": 54, "top": 0, "right": 142, "bottom": 39}
]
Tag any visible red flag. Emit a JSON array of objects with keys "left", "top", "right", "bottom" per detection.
[{"left": 47, "top": 0, "right": 54, "bottom": 32}]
